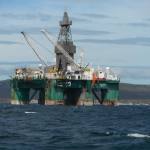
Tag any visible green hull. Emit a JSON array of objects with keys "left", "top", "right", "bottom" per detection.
[{"left": 11, "top": 78, "right": 119, "bottom": 105}]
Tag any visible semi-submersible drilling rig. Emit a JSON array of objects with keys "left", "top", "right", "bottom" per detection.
[{"left": 11, "top": 12, "right": 120, "bottom": 105}]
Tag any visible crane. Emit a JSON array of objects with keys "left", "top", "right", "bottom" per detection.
[
  {"left": 21, "top": 32, "right": 48, "bottom": 67},
  {"left": 41, "top": 29, "right": 81, "bottom": 71}
]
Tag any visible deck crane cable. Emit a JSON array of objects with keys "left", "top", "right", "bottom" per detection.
[
  {"left": 27, "top": 34, "right": 56, "bottom": 65},
  {"left": 28, "top": 34, "right": 55, "bottom": 57},
  {"left": 21, "top": 32, "right": 48, "bottom": 67},
  {"left": 41, "top": 29, "right": 81, "bottom": 71}
]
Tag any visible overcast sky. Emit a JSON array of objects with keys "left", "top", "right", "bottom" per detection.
[{"left": 0, "top": 0, "right": 150, "bottom": 84}]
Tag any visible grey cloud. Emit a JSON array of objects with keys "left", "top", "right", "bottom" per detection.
[
  {"left": 0, "top": 27, "right": 40, "bottom": 35},
  {"left": 112, "top": 66, "right": 150, "bottom": 84},
  {"left": 0, "top": 61, "right": 53, "bottom": 66},
  {"left": 128, "top": 22, "right": 150, "bottom": 27},
  {"left": 71, "top": 17, "right": 90, "bottom": 23},
  {"left": 0, "top": 61, "right": 39, "bottom": 65},
  {"left": 0, "top": 13, "right": 52, "bottom": 21},
  {"left": 114, "top": 66, "right": 150, "bottom": 79},
  {"left": 0, "top": 26, "right": 57, "bottom": 35},
  {"left": 0, "top": 25, "right": 111, "bottom": 36},
  {"left": 146, "top": 18, "right": 150, "bottom": 22},
  {"left": 72, "top": 28, "right": 112, "bottom": 36},
  {"left": 82, "top": 13, "right": 111, "bottom": 19},
  {"left": 0, "top": 13, "right": 91, "bottom": 23},
  {"left": 76, "top": 37, "right": 150, "bottom": 46},
  {"left": 0, "top": 40, "right": 22, "bottom": 45}
]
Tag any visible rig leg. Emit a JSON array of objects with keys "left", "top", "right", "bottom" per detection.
[
  {"left": 38, "top": 88, "right": 45, "bottom": 105},
  {"left": 11, "top": 88, "right": 30, "bottom": 104},
  {"left": 64, "top": 88, "right": 82, "bottom": 105}
]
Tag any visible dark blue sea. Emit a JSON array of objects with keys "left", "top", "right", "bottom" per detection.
[{"left": 0, "top": 104, "right": 150, "bottom": 150}]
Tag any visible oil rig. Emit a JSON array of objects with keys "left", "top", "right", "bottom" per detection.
[{"left": 11, "top": 12, "right": 120, "bottom": 105}]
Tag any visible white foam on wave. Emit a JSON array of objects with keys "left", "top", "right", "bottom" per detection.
[
  {"left": 116, "top": 103, "right": 133, "bottom": 106},
  {"left": 117, "top": 103, "right": 150, "bottom": 106},
  {"left": 127, "top": 133, "right": 150, "bottom": 138},
  {"left": 25, "top": 111, "right": 37, "bottom": 114},
  {"left": 106, "top": 132, "right": 110, "bottom": 135}
]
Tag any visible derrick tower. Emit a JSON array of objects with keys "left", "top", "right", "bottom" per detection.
[{"left": 55, "top": 12, "right": 76, "bottom": 72}]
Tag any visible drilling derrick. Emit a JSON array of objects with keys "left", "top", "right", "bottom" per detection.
[{"left": 55, "top": 12, "right": 76, "bottom": 72}]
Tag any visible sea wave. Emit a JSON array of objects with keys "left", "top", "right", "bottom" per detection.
[
  {"left": 117, "top": 103, "right": 150, "bottom": 106},
  {"left": 127, "top": 133, "right": 150, "bottom": 138},
  {"left": 24, "top": 111, "right": 37, "bottom": 114},
  {"left": 0, "top": 104, "right": 150, "bottom": 149}
]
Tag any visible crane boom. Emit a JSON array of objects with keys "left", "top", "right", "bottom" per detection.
[
  {"left": 21, "top": 32, "right": 48, "bottom": 66},
  {"left": 41, "top": 29, "right": 80, "bottom": 70}
]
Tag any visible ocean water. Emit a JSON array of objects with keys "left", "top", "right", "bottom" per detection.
[{"left": 0, "top": 104, "right": 150, "bottom": 150}]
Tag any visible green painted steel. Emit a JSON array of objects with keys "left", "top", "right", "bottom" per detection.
[
  {"left": 56, "top": 79, "right": 86, "bottom": 88},
  {"left": 45, "top": 79, "right": 64, "bottom": 101},
  {"left": 105, "top": 90, "right": 119, "bottom": 100},
  {"left": 12, "top": 88, "right": 30, "bottom": 104},
  {"left": 11, "top": 79, "right": 46, "bottom": 89},
  {"left": 46, "top": 79, "right": 119, "bottom": 102},
  {"left": 11, "top": 79, "right": 46, "bottom": 104},
  {"left": 11, "top": 78, "right": 120, "bottom": 104}
]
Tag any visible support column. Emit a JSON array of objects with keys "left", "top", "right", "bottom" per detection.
[
  {"left": 38, "top": 88, "right": 45, "bottom": 105},
  {"left": 11, "top": 88, "right": 30, "bottom": 104}
]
